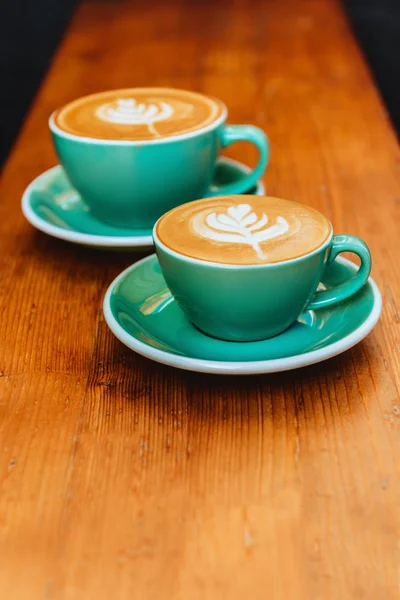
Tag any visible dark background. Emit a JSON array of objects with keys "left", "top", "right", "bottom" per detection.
[{"left": 1, "top": 0, "right": 399, "bottom": 168}]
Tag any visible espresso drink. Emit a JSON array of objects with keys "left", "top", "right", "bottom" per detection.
[
  {"left": 53, "top": 88, "right": 226, "bottom": 141},
  {"left": 156, "top": 195, "right": 332, "bottom": 265}
]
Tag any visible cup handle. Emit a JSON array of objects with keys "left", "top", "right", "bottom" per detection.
[
  {"left": 307, "top": 234, "right": 372, "bottom": 310},
  {"left": 208, "top": 125, "right": 269, "bottom": 195}
]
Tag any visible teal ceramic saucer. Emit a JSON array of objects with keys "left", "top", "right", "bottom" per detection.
[
  {"left": 21, "top": 158, "right": 265, "bottom": 249},
  {"left": 103, "top": 255, "right": 382, "bottom": 375}
]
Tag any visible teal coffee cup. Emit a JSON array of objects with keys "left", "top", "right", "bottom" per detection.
[
  {"left": 49, "top": 88, "right": 269, "bottom": 229},
  {"left": 153, "top": 195, "right": 372, "bottom": 342}
]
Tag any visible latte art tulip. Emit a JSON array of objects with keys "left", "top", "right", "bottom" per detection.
[
  {"left": 52, "top": 87, "right": 226, "bottom": 141},
  {"left": 96, "top": 98, "right": 174, "bottom": 135}
]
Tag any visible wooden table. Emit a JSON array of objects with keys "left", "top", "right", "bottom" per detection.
[{"left": 1, "top": 0, "right": 399, "bottom": 598}]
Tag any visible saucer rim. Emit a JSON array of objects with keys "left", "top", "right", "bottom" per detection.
[
  {"left": 21, "top": 158, "right": 266, "bottom": 248},
  {"left": 102, "top": 255, "right": 382, "bottom": 375}
]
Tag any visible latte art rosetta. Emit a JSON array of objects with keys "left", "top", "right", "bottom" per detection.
[
  {"left": 96, "top": 98, "right": 174, "bottom": 136},
  {"left": 192, "top": 204, "right": 291, "bottom": 259},
  {"left": 156, "top": 196, "right": 332, "bottom": 265}
]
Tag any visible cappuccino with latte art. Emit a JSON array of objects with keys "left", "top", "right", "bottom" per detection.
[
  {"left": 154, "top": 195, "right": 371, "bottom": 341},
  {"left": 156, "top": 196, "right": 332, "bottom": 265},
  {"left": 49, "top": 87, "right": 269, "bottom": 228},
  {"left": 53, "top": 88, "right": 226, "bottom": 141}
]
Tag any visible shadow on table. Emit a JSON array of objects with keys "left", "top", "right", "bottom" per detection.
[
  {"left": 22, "top": 228, "right": 152, "bottom": 281},
  {"left": 121, "top": 339, "right": 371, "bottom": 423}
]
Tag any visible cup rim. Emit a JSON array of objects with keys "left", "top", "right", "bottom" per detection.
[
  {"left": 152, "top": 221, "right": 334, "bottom": 269},
  {"left": 49, "top": 88, "right": 228, "bottom": 146}
]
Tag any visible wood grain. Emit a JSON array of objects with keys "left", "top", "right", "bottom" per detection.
[{"left": 0, "top": 0, "right": 399, "bottom": 598}]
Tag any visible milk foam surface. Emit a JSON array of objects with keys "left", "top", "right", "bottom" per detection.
[
  {"left": 156, "top": 196, "right": 332, "bottom": 265},
  {"left": 53, "top": 88, "right": 225, "bottom": 141}
]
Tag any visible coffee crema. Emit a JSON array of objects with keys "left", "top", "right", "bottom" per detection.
[
  {"left": 156, "top": 196, "right": 332, "bottom": 265},
  {"left": 53, "top": 88, "right": 226, "bottom": 141}
]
